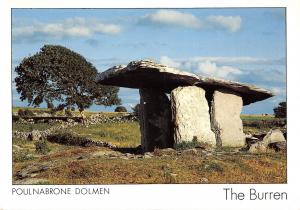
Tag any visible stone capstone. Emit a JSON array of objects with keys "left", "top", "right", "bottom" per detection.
[
  {"left": 96, "top": 59, "right": 274, "bottom": 105},
  {"left": 211, "top": 89, "right": 245, "bottom": 147},
  {"left": 170, "top": 86, "right": 216, "bottom": 145},
  {"left": 139, "top": 88, "right": 174, "bottom": 152}
]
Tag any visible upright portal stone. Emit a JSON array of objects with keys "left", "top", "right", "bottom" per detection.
[
  {"left": 139, "top": 88, "right": 173, "bottom": 152},
  {"left": 170, "top": 86, "right": 216, "bottom": 145},
  {"left": 211, "top": 89, "right": 245, "bottom": 147}
]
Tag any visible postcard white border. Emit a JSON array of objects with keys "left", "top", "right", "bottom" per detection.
[{"left": 1, "top": 0, "right": 300, "bottom": 209}]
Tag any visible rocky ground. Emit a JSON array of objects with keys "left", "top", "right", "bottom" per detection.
[
  {"left": 12, "top": 110, "right": 287, "bottom": 184},
  {"left": 13, "top": 145, "right": 286, "bottom": 184}
]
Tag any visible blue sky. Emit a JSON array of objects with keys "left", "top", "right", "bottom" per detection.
[{"left": 12, "top": 8, "right": 286, "bottom": 114}]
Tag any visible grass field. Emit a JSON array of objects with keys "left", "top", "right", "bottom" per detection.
[
  {"left": 240, "top": 114, "right": 275, "bottom": 121},
  {"left": 69, "top": 122, "right": 141, "bottom": 147},
  {"left": 12, "top": 107, "right": 287, "bottom": 184}
]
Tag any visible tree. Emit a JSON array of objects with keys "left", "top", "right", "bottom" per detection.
[
  {"left": 132, "top": 104, "right": 140, "bottom": 118},
  {"left": 115, "top": 106, "right": 127, "bottom": 112},
  {"left": 14, "top": 45, "right": 121, "bottom": 120},
  {"left": 273, "top": 101, "right": 286, "bottom": 118}
]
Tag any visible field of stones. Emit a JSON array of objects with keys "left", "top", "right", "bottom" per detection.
[{"left": 12, "top": 107, "right": 286, "bottom": 184}]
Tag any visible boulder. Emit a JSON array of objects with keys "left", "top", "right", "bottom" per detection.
[
  {"left": 248, "top": 142, "right": 267, "bottom": 153},
  {"left": 247, "top": 129, "right": 286, "bottom": 153},
  {"left": 139, "top": 88, "right": 174, "bottom": 152},
  {"left": 245, "top": 134, "right": 260, "bottom": 145},
  {"left": 96, "top": 59, "right": 274, "bottom": 105},
  {"left": 170, "top": 86, "right": 216, "bottom": 145},
  {"left": 13, "top": 145, "right": 22, "bottom": 152},
  {"left": 211, "top": 89, "right": 245, "bottom": 147},
  {"left": 16, "top": 164, "right": 50, "bottom": 179},
  {"left": 28, "top": 130, "right": 42, "bottom": 141},
  {"left": 268, "top": 141, "right": 287, "bottom": 152},
  {"left": 262, "top": 129, "right": 286, "bottom": 146}
]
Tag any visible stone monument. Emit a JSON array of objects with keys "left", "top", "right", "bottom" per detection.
[{"left": 97, "top": 60, "right": 273, "bottom": 152}]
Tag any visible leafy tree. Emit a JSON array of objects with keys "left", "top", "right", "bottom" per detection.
[
  {"left": 273, "top": 101, "right": 286, "bottom": 118},
  {"left": 14, "top": 45, "right": 121, "bottom": 120},
  {"left": 132, "top": 104, "right": 140, "bottom": 118},
  {"left": 115, "top": 106, "right": 127, "bottom": 112}
]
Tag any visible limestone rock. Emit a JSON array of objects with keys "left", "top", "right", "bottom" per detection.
[
  {"left": 182, "top": 148, "right": 198, "bottom": 155},
  {"left": 248, "top": 142, "right": 267, "bottom": 153},
  {"left": 16, "top": 164, "right": 50, "bottom": 179},
  {"left": 245, "top": 134, "right": 260, "bottom": 145},
  {"left": 28, "top": 130, "right": 42, "bottom": 141},
  {"left": 155, "top": 148, "right": 176, "bottom": 156},
  {"left": 262, "top": 129, "right": 286, "bottom": 146},
  {"left": 268, "top": 141, "right": 287, "bottom": 152},
  {"left": 200, "top": 177, "right": 209, "bottom": 183},
  {"left": 96, "top": 59, "right": 274, "bottom": 105},
  {"left": 13, "top": 145, "right": 22, "bottom": 152},
  {"left": 171, "top": 86, "right": 216, "bottom": 146},
  {"left": 143, "top": 154, "right": 153, "bottom": 159},
  {"left": 211, "top": 89, "right": 245, "bottom": 147},
  {"left": 97, "top": 60, "right": 200, "bottom": 93},
  {"left": 14, "top": 178, "right": 50, "bottom": 185},
  {"left": 139, "top": 88, "right": 173, "bottom": 152}
]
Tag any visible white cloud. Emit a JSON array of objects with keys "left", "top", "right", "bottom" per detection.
[
  {"left": 197, "top": 60, "right": 242, "bottom": 79},
  {"left": 206, "top": 15, "right": 242, "bottom": 32},
  {"left": 160, "top": 56, "right": 181, "bottom": 68},
  {"left": 189, "top": 56, "right": 270, "bottom": 64},
  {"left": 159, "top": 56, "right": 243, "bottom": 80},
  {"left": 141, "top": 10, "right": 201, "bottom": 29},
  {"left": 270, "top": 87, "right": 286, "bottom": 96},
  {"left": 159, "top": 55, "right": 286, "bottom": 86},
  {"left": 13, "top": 17, "right": 121, "bottom": 42},
  {"left": 140, "top": 10, "right": 242, "bottom": 32}
]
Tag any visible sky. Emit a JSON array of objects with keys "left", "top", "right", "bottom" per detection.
[{"left": 11, "top": 8, "right": 286, "bottom": 114}]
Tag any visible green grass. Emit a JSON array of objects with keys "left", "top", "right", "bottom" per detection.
[
  {"left": 69, "top": 122, "right": 141, "bottom": 147},
  {"left": 241, "top": 114, "right": 275, "bottom": 121},
  {"left": 12, "top": 122, "right": 56, "bottom": 132}
]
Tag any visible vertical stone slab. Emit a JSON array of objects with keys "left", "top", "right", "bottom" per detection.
[
  {"left": 211, "top": 89, "right": 245, "bottom": 147},
  {"left": 170, "top": 86, "right": 216, "bottom": 145},
  {"left": 139, "top": 88, "right": 173, "bottom": 152}
]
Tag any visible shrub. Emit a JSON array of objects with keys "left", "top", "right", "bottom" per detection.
[
  {"left": 273, "top": 101, "right": 286, "bottom": 118},
  {"left": 17, "top": 109, "right": 25, "bottom": 117},
  {"left": 12, "top": 115, "right": 20, "bottom": 122},
  {"left": 71, "top": 107, "right": 75, "bottom": 111},
  {"left": 50, "top": 108, "right": 57, "bottom": 116},
  {"left": 65, "top": 108, "right": 73, "bottom": 117},
  {"left": 47, "top": 132, "right": 93, "bottom": 147},
  {"left": 35, "top": 140, "right": 51, "bottom": 154},
  {"left": 132, "top": 104, "right": 140, "bottom": 117},
  {"left": 115, "top": 106, "right": 127, "bottom": 112},
  {"left": 18, "top": 109, "right": 35, "bottom": 118}
]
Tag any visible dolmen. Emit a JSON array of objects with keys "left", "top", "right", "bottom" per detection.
[{"left": 96, "top": 60, "right": 274, "bottom": 152}]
